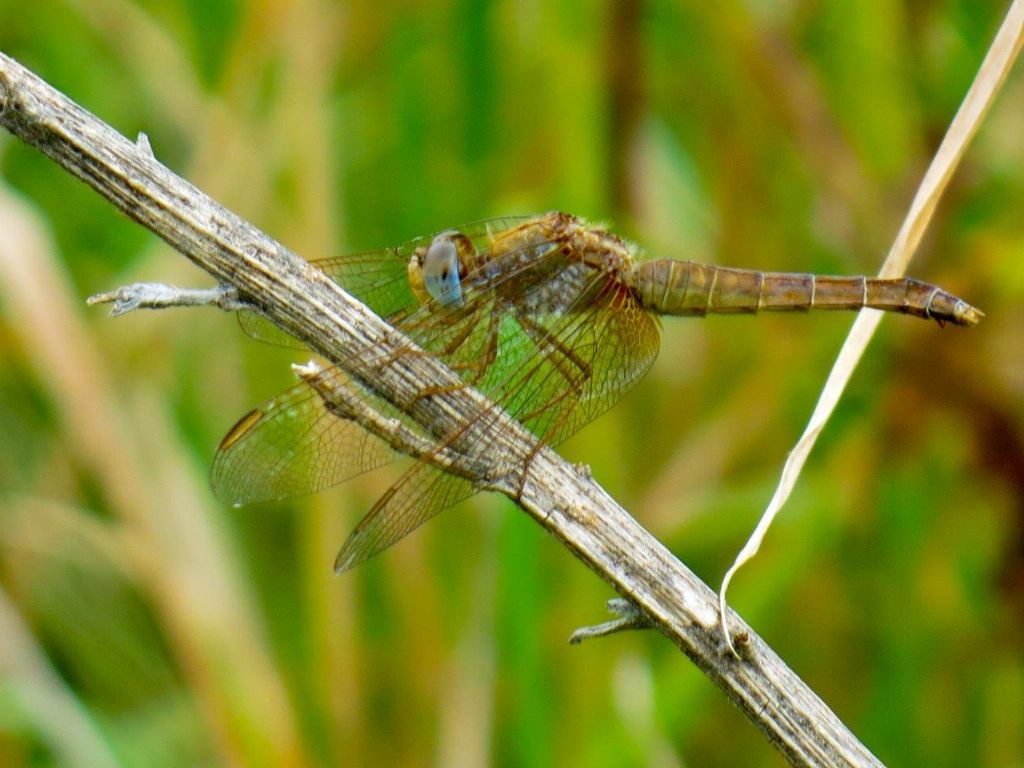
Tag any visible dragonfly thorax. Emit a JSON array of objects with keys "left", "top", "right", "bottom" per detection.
[{"left": 408, "top": 230, "right": 477, "bottom": 307}]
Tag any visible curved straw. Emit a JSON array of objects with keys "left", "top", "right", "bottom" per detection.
[{"left": 719, "top": 0, "right": 1024, "bottom": 654}]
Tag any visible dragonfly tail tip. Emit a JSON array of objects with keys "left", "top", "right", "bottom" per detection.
[{"left": 333, "top": 549, "right": 356, "bottom": 574}]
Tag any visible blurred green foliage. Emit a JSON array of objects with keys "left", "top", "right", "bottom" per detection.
[{"left": 1, "top": 1, "right": 1022, "bottom": 766}]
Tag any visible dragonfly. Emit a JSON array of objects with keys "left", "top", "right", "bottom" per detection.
[{"left": 210, "top": 211, "right": 983, "bottom": 571}]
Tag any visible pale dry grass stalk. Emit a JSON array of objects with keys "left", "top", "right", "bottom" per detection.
[
  {"left": 0, "top": 582, "right": 122, "bottom": 768},
  {"left": 10, "top": 3, "right": 357, "bottom": 758},
  {"left": 0, "top": 185, "right": 307, "bottom": 766},
  {"left": 719, "top": 0, "right": 1024, "bottom": 651}
]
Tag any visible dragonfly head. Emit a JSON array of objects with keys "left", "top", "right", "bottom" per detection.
[{"left": 408, "top": 230, "right": 476, "bottom": 307}]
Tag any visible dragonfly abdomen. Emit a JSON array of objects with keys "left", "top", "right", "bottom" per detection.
[{"left": 628, "top": 259, "right": 983, "bottom": 326}]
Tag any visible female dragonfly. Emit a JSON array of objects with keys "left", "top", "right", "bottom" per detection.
[{"left": 208, "top": 211, "right": 982, "bottom": 571}]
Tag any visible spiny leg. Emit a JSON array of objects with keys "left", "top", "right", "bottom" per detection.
[
  {"left": 401, "top": 305, "right": 502, "bottom": 406},
  {"left": 516, "top": 315, "right": 593, "bottom": 396},
  {"left": 364, "top": 301, "right": 478, "bottom": 374},
  {"left": 511, "top": 314, "right": 594, "bottom": 498},
  {"left": 448, "top": 306, "right": 502, "bottom": 384}
]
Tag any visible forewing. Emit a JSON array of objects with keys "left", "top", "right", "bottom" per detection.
[
  {"left": 237, "top": 246, "right": 415, "bottom": 348},
  {"left": 217, "top": 219, "right": 538, "bottom": 503}
]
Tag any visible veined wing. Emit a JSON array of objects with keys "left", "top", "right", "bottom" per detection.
[
  {"left": 489, "top": 272, "right": 661, "bottom": 447},
  {"left": 334, "top": 462, "right": 478, "bottom": 571},
  {"left": 236, "top": 246, "right": 413, "bottom": 347}
]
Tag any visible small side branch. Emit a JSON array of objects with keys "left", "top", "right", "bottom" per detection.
[
  {"left": 293, "top": 360, "right": 491, "bottom": 482},
  {"left": 569, "top": 598, "right": 655, "bottom": 644},
  {"left": 0, "top": 52, "right": 883, "bottom": 767},
  {"left": 87, "top": 281, "right": 250, "bottom": 317}
]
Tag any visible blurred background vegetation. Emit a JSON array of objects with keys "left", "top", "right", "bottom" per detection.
[{"left": 0, "top": 1, "right": 1022, "bottom": 766}]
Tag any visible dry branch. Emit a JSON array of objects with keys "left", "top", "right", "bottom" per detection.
[{"left": 0, "top": 51, "right": 883, "bottom": 767}]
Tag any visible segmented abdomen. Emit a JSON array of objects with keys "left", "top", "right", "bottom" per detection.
[{"left": 627, "top": 260, "right": 983, "bottom": 326}]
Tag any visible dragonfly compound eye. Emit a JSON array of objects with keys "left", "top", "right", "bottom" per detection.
[{"left": 422, "top": 231, "right": 468, "bottom": 306}]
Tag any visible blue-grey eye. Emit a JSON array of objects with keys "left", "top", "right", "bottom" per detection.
[{"left": 422, "top": 233, "right": 464, "bottom": 306}]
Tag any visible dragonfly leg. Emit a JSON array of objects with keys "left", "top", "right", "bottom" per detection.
[
  {"left": 510, "top": 387, "right": 584, "bottom": 505},
  {"left": 398, "top": 306, "right": 501, "bottom": 407},
  {"left": 449, "top": 306, "right": 502, "bottom": 384},
  {"left": 510, "top": 315, "right": 595, "bottom": 500},
  {"left": 514, "top": 316, "right": 592, "bottom": 428},
  {"left": 515, "top": 316, "right": 593, "bottom": 396},
  {"left": 442, "top": 307, "right": 488, "bottom": 357},
  {"left": 403, "top": 380, "right": 470, "bottom": 410},
  {"left": 368, "top": 302, "right": 482, "bottom": 376}
]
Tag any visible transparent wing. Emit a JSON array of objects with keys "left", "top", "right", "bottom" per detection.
[
  {"left": 237, "top": 246, "right": 414, "bottom": 348},
  {"left": 334, "top": 461, "right": 477, "bottom": 571},
  {"left": 494, "top": 280, "right": 661, "bottom": 446}
]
